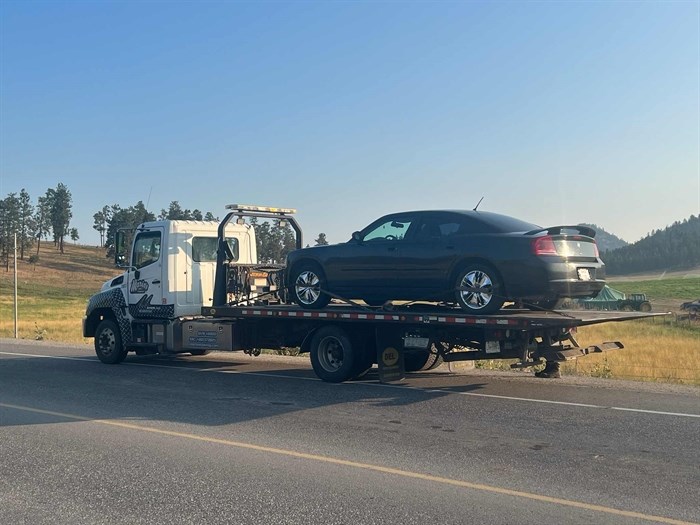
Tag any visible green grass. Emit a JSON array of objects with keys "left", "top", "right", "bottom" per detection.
[{"left": 607, "top": 277, "right": 700, "bottom": 301}]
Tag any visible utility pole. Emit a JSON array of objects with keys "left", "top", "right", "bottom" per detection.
[{"left": 14, "top": 233, "right": 18, "bottom": 338}]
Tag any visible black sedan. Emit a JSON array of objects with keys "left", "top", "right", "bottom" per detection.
[{"left": 285, "top": 210, "right": 606, "bottom": 314}]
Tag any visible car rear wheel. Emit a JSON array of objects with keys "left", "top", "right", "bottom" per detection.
[
  {"left": 639, "top": 302, "right": 652, "bottom": 312},
  {"left": 454, "top": 264, "right": 504, "bottom": 315},
  {"left": 290, "top": 262, "right": 331, "bottom": 309}
]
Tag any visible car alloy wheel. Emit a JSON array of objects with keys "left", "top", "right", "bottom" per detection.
[
  {"left": 460, "top": 270, "right": 494, "bottom": 309},
  {"left": 455, "top": 264, "right": 504, "bottom": 314},
  {"left": 295, "top": 270, "right": 321, "bottom": 305}
]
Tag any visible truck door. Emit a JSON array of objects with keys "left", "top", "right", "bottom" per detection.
[{"left": 128, "top": 227, "right": 169, "bottom": 318}]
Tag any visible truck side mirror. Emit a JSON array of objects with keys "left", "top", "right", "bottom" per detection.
[{"left": 115, "top": 231, "right": 128, "bottom": 267}]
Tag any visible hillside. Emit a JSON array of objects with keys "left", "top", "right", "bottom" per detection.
[
  {"left": 602, "top": 216, "right": 700, "bottom": 275},
  {"left": 579, "top": 223, "right": 628, "bottom": 252},
  {"left": 0, "top": 243, "right": 116, "bottom": 341}
]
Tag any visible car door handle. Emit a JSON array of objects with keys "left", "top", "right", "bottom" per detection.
[{"left": 152, "top": 279, "right": 161, "bottom": 284}]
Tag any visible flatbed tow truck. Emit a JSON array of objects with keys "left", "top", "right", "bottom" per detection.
[{"left": 83, "top": 205, "right": 665, "bottom": 383}]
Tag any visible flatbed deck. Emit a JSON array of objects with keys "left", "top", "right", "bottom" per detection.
[{"left": 202, "top": 303, "right": 668, "bottom": 329}]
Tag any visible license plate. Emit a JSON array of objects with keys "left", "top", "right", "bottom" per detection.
[
  {"left": 404, "top": 337, "right": 430, "bottom": 349},
  {"left": 577, "top": 268, "right": 592, "bottom": 280}
]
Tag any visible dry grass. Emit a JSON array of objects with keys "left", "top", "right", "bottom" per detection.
[
  {"left": 562, "top": 319, "right": 700, "bottom": 384},
  {"left": 0, "top": 243, "right": 116, "bottom": 344}
]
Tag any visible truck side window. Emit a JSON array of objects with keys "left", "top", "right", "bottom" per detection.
[
  {"left": 192, "top": 237, "right": 239, "bottom": 262},
  {"left": 132, "top": 231, "right": 162, "bottom": 269}
]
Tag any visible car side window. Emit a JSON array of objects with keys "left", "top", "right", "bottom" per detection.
[
  {"left": 415, "top": 217, "right": 461, "bottom": 240},
  {"left": 456, "top": 217, "right": 494, "bottom": 235},
  {"left": 363, "top": 218, "right": 413, "bottom": 242},
  {"left": 132, "top": 231, "right": 162, "bottom": 269}
]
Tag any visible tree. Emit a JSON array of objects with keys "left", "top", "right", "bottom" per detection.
[
  {"left": 204, "top": 212, "right": 217, "bottom": 221},
  {"left": 17, "top": 189, "right": 34, "bottom": 260},
  {"left": 50, "top": 183, "right": 72, "bottom": 254},
  {"left": 314, "top": 233, "right": 329, "bottom": 246},
  {"left": 0, "top": 193, "right": 20, "bottom": 271},
  {"left": 92, "top": 205, "right": 111, "bottom": 247},
  {"left": 104, "top": 201, "right": 156, "bottom": 258},
  {"left": 34, "top": 192, "right": 53, "bottom": 257},
  {"left": 158, "top": 201, "right": 213, "bottom": 221},
  {"left": 70, "top": 228, "right": 79, "bottom": 244}
]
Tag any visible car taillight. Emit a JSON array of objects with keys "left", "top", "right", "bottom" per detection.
[
  {"left": 592, "top": 242, "right": 599, "bottom": 258},
  {"left": 531, "top": 236, "right": 558, "bottom": 256}
]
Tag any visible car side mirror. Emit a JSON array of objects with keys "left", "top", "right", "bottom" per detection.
[{"left": 351, "top": 231, "right": 362, "bottom": 243}]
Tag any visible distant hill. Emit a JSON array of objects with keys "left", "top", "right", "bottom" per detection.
[
  {"left": 579, "top": 223, "right": 628, "bottom": 252},
  {"left": 601, "top": 216, "right": 700, "bottom": 275}
]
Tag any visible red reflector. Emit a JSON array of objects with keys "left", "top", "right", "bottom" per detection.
[
  {"left": 593, "top": 242, "right": 599, "bottom": 258},
  {"left": 532, "top": 236, "right": 558, "bottom": 255}
]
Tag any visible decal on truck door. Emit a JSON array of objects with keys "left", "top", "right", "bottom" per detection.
[
  {"left": 130, "top": 279, "right": 150, "bottom": 294},
  {"left": 128, "top": 294, "right": 174, "bottom": 319}
]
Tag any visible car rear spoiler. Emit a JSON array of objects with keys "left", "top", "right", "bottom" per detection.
[{"left": 525, "top": 225, "right": 596, "bottom": 238}]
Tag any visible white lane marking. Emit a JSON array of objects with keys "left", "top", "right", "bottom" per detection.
[{"left": 2, "top": 350, "right": 699, "bottom": 419}]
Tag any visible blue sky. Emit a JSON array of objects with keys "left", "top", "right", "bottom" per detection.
[{"left": 1, "top": 1, "right": 698, "bottom": 246}]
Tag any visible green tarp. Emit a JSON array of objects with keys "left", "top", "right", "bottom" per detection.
[{"left": 584, "top": 285, "right": 626, "bottom": 302}]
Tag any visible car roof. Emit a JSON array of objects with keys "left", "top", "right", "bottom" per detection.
[{"left": 382, "top": 210, "right": 540, "bottom": 233}]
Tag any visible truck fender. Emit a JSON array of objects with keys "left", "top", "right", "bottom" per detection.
[
  {"left": 298, "top": 327, "right": 320, "bottom": 355},
  {"left": 84, "top": 288, "right": 133, "bottom": 346}
]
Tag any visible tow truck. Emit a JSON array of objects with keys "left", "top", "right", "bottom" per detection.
[{"left": 83, "top": 204, "right": 662, "bottom": 383}]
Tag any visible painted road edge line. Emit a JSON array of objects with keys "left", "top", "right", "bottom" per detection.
[{"left": 2, "top": 350, "right": 699, "bottom": 419}]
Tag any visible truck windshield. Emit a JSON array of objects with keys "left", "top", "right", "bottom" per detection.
[{"left": 193, "top": 237, "right": 239, "bottom": 262}]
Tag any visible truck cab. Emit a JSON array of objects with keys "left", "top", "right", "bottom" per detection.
[{"left": 83, "top": 204, "right": 300, "bottom": 363}]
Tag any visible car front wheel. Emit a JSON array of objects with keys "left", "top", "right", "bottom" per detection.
[
  {"left": 454, "top": 264, "right": 504, "bottom": 315},
  {"left": 290, "top": 262, "right": 331, "bottom": 309}
]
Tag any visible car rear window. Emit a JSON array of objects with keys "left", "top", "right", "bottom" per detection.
[{"left": 473, "top": 213, "right": 539, "bottom": 233}]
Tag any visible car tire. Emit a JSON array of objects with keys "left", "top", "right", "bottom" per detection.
[
  {"left": 289, "top": 262, "right": 331, "bottom": 309},
  {"left": 639, "top": 302, "right": 652, "bottom": 312},
  {"left": 454, "top": 263, "right": 504, "bottom": 315},
  {"left": 94, "top": 319, "right": 128, "bottom": 364},
  {"left": 309, "top": 326, "right": 358, "bottom": 383}
]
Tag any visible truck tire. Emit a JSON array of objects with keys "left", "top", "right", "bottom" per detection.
[
  {"left": 454, "top": 263, "right": 504, "bottom": 315},
  {"left": 309, "top": 326, "right": 358, "bottom": 383},
  {"left": 620, "top": 304, "right": 634, "bottom": 312},
  {"left": 639, "top": 302, "right": 652, "bottom": 312},
  {"left": 94, "top": 319, "right": 127, "bottom": 364},
  {"left": 289, "top": 262, "right": 331, "bottom": 309},
  {"left": 404, "top": 349, "right": 443, "bottom": 372}
]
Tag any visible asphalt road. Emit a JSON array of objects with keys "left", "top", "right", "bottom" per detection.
[{"left": 1, "top": 339, "right": 699, "bottom": 525}]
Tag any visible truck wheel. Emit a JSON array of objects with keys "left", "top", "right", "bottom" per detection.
[
  {"left": 290, "top": 262, "right": 331, "bottom": 309},
  {"left": 639, "top": 302, "right": 652, "bottom": 312},
  {"left": 95, "top": 319, "right": 127, "bottom": 364},
  {"left": 309, "top": 326, "right": 357, "bottom": 383},
  {"left": 620, "top": 304, "right": 634, "bottom": 312},
  {"left": 454, "top": 263, "right": 504, "bottom": 315},
  {"left": 404, "top": 350, "right": 443, "bottom": 372}
]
